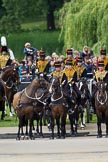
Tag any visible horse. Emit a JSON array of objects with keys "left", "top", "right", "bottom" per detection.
[
  {"left": 65, "top": 82, "right": 79, "bottom": 136},
  {"left": 13, "top": 76, "right": 50, "bottom": 140},
  {"left": 78, "top": 78, "right": 91, "bottom": 129},
  {"left": 49, "top": 76, "right": 68, "bottom": 139},
  {"left": 0, "top": 79, "right": 6, "bottom": 120},
  {"left": 0, "top": 66, "right": 20, "bottom": 117},
  {"left": 95, "top": 80, "right": 108, "bottom": 138}
]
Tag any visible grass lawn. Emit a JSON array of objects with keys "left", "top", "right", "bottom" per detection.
[
  {"left": 0, "top": 107, "right": 97, "bottom": 127},
  {"left": 0, "top": 113, "right": 18, "bottom": 127},
  {"left": 3, "top": 21, "right": 64, "bottom": 61}
]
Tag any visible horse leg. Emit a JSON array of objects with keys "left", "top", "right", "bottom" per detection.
[
  {"left": 8, "top": 102, "right": 13, "bottom": 117},
  {"left": 74, "top": 111, "right": 79, "bottom": 136},
  {"left": 29, "top": 119, "right": 35, "bottom": 140},
  {"left": 50, "top": 116, "right": 54, "bottom": 139},
  {"left": 80, "top": 108, "right": 86, "bottom": 129},
  {"left": 16, "top": 118, "right": 24, "bottom": 140},
  {"left": 97, "top": 115, "right": 102, "bottom": 138},
  {"left": 24, "top": 119, "right": 29, "bottom": 139},
  {"left": 61, "top": 117, "right": 66, "bottom": 139},
  {"left": 39, "top": 115, "right": 44, "bottom": 138},
  {"left": 36, "top": 118, "right": 40, "bottom": 135},
  {"left": 69, "top": 115, "right": 75, "bottom": 136},
  {"left": 105, "top": 115, "right": 108, "bottom": 138},
  {"left": 1, "top": 101, "right": 5, "bottom": 120},
  {"left": 56, "top": 116, "right": 61, "bottom": 139}
]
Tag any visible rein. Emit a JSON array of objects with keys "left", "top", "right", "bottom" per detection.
[
  {"left": 3, "top": 80, "right": 14, "bottom": 89},
  {"left": 24, "top": 88, "right": 46, "bottom": 105}
]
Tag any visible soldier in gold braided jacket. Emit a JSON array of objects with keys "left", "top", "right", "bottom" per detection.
[
  {"left": 0, "top": 36, "right": 15, "bottom": 69},
  {"left": 63, "top": 59, "right": 81, "bottom": 112},
  {"left": 0, "top": 47, "right": 10, "bottom": 69},
  {"left": 94, "top": 60, "right": 108, "bottom": 82},
  {"left": 37, "top": 50, "right": 51, "bottom": 81},
  {"left": 91, "top": 60, "right": 108, "bottom": 114},
  {"left": 44, "top": 61, "right": 68, "bottom": 119},
  {"left": 75, "top": 57, "right": 87, "bottom": 81},
  {"left": 98, "top": 48, "right": 108, "bottom": 71},
  {"left": 65, "top": 48, "right": 76, "bottom": 67},
  {"left": 51, "top": 61, "right": 67, "bottom": 84}
]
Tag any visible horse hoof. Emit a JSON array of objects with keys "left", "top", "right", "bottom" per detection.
[
  {"left": 30, "top": 136, "right": 35, "bottom": 140},
  {"left": 39, "top": 134, "right": 44, "bottom": 138},
  {"left": 61, "top": 136, "right": 65, "bottom": 139},
  {"left": 20, "top": 136, "right": 25, "bottom": 140},
  {"left": 16, "top": 137, "right": 20, "bottom": 140},
  {"left": 24, "top": 136, "right": 29, "bottom": 140},
  {"left": 105, "top": 135, "right": 108, "bottom": 138},
  {"left": 80, "top": 127, "right": 85, "bottom": 130},
  {"left": 56, "top": 135, "right": 61, "bottom": 139},
  {"left": 97, "top": 134, "right": 102, "bottom": 138},
  {"left": 50, "top": 136, "right": 54, "bottom": 140}
]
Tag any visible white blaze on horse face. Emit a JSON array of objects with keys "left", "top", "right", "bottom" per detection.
[
  {"left": 79, "top": 81, "right": 83, "bottom": 90},
  {"left": 49, "top": 78, "right": 55, "bottom": 93}
]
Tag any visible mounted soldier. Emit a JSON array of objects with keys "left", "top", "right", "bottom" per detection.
[
  {"left": 98, "top": 48, "right": 108, "bottom": 71},
  {"left": 91, "top": 60, "right": 108, "bottom": 113},
  {"left": 0, "top": 36, "right": 15, "bottom": 69},
  {"left": 63, "top": 59, "right": 78, "bottom": 114},
  {"left": 65, "top": 48, "right": 76, "bottom": 66},
  {"left": 37, "top": 50, "right": 51, "bottom": 82}
]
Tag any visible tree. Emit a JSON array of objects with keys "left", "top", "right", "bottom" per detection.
[
  {"left": 35, "top": 0, "right": 64, "bottom": 30},
  {"left": 59, "top": 0, "right": 108, "bottom": 54},
  {"left": 0, "top": 0, "right": 21, "bottom": 34},
  {"left": 0, "top": 0, "right": 6, "bottom": 18},
  {"left": 0, "top": 0, "right": 68, "bottom": 33}
]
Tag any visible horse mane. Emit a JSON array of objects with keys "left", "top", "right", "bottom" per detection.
[
  {"left": 1, "top": 67, "right": 18, "bottom": 81},
  {"left": 23, "top": 78, "right": 43, "bottom": 99}
]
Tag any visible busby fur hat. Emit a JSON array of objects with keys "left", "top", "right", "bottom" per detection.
[
  {"left": 54, "top": 61, "right": 61, "bottom": 68},
  {"left": 0, "top": 46, "right": 8, "bottom": 53},
  {"left": 77, "top": 57, "right": 83, "bottom": 62},
  {"left": 66, "top": 59, "right": 72, "bottom": 66},
  {"left": 39, "top": 50, "right": 45, "bottom": 57},
  {"left": 98, "top": 60, "right": 104, "bottom": 67},
  {"left": 100, "top": 48, "right": 106, "bottom": 55},
  {"left": 1, "top": 36, "right": 7, "bottom": 46},
  {"left": 66, "top": 49, "right": 73, "bottom": 55}
]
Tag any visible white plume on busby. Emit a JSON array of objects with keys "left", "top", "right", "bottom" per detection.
[{"left": 1, "top": 36, "right": 7, "bottom": 46}]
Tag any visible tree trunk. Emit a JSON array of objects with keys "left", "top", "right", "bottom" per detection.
[{"left": 47, "top": 10, "right": 55, "bottom": 30}]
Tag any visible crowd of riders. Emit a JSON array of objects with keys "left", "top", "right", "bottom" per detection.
[{"left": 0, "top": 36, "right": 108, "bottom": 115}]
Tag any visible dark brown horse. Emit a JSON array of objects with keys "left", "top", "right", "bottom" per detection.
[
  {"left": 95, "top": 81, "right": 108, "bottom": 138},
  {"left": 0, "top": 79, "right": 6, "bottom": 119},
  {"left": 1, "top": 66, "right": 20, "bottom": 117},
  {"left": 66, "top": 82, "right": 78, "bottom": 136},
  {"left": 0, "top": 66, "right": 20, "bottom": 119},
  {"left": 78, "top": 78, "right": 91, "bottom": 129},
  {"left": 13, "top": 77, "right": 50, "bottom": 140},
  {"left": 49, "top": 76, "right": 68, "bottom": 139}
]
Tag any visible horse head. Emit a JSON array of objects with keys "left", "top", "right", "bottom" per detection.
[
  {"left": 96, "top": 80, "right": 108, "bottom": 105},
  {"left": 49, "top": 76, "right": 60, "bottom": 93},
  {"left": 78, "top": 78, "right": 89, "bottom": 99}
]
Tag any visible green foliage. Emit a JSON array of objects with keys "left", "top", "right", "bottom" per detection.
[
  {"left": 0, "top": 0, "right": 21, "bottom": 33},
  {"left": 1, "top": 27, "right": 63, "bottom": 61},
  {"left": 59, "top": 0, "right": 108, "bottom": 54},
  {"left": 0, "top": 0, "right": 65, "bottom": 33}
]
